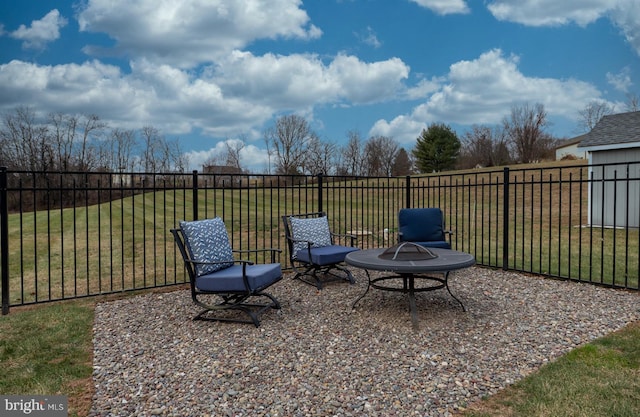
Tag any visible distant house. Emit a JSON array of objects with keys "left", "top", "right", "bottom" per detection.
[
  {"left": 203, "top": 164, "right": 244, "bottom": 187},
  {"left": 203, "top": 165, "right": 243, "bottom": 175},
  {"left": 578, "top": 110, "right": 640, "bottom": 227},
  {"left": 555, "top": 135, "right": 586, "bottom": 160}
]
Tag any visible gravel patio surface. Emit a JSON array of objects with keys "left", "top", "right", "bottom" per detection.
[{"left": 90, "top": 267, "right": 639, "bottom": 417}]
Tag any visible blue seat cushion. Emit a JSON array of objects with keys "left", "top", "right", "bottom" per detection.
[
  {"left": 412, "top": 240, "right": 451, "bottom": 249},
  {"left": 195, "top": 263, "right": 282, "bottom": 293},
  {"left": 398, "top": 208, "right": 446, "bottom": 243},
  {"left": 295, "top": 245, "right": 359, "bottom": 266}
]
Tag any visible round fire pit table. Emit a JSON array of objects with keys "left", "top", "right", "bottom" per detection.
[{"left": 345, "top": 246, "right": 475, "bottom": 330}]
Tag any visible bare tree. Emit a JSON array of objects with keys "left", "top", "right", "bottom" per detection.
[
  {"left": 626, "top": 93, "right": 639, "bottom": 112},
  {"left": 340, "top": 130, "right": 364, "bottom": 176},
  {"left": 303, "top": 134, "right": 337, "bottom": 175},
  {"left": 503, "top": 103, "right": 553, "bottom": 163},
  {"left": 0, "top": 106, "right": 52, "bottom": 171},
  {"left": 76, "top": 114, "right": 107, "bottom": 170},
  {"left": 577, "top": 100, "right": 614, "bottom": 133},
  {"left": 363, "top": 135, "right": 398, "bottom": 176},
  {"left": 157, "top": 137, "right": 187, "bottom": 172},
  {"left": 173, "top": 146, "right": 189, "bottom": 173},
  {"left": 224, "top": 138, "right": 245, "bottom": 170},
  {"left": 48, "top": 112, "right": 106, "bottom": 171},
  {"left": 48, "top": 112, "right": 77, "bottom": 172},
  {"left": 140, "top": 126, "right": 159, "bottom": 172},
  {"left": 263, "top": 115, "right": 313, "bottom": 175},
  {"left": 106, "top": 128, "right": 138, "bottom": 172},
  {"left": 204, "top": 138, "right": 245, "bottom": 171},
  {"left": 460, "top": 125, "right": 511, "bottom": 168}
]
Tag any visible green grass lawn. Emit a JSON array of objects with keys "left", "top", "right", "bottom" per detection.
[
  {"left": 463, "top": 320, "right": 640, "bottom": 417},
  {"left": 1, "top": 298, "right": 638, "bottom": 417},
  {"left": 0, "top": 300, "right": 95, "bottom": 417}
]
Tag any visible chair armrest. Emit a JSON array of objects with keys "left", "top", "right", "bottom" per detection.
[
  {"left": 187, "top": 259, "right": 254, "bottom": 267},
  {"left": 233, "top": 248, "right": 282, "bottom": 263},
  {"left": 331, "top": 232, "right": 357, "bottom": 246},
  {"left": 286, "top": 236, "right": 316, "bottom": 247}
]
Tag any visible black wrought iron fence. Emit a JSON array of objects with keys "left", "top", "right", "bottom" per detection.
[{"left": 2, "top": 161, "right": 639, "bottom": 314}]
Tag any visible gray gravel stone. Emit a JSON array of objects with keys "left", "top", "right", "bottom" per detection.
[{"left": 89, "top": 268, "right": 639, "bottom": 416}]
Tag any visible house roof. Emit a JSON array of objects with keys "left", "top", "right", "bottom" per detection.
[
  {"left": 578, "top": 110, "right": 640, "bottom": 148},
  {"left": 555, "top": 134, "right": 585, "bottom": 150}
]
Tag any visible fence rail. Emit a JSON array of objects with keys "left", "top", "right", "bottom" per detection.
[{"left": 2, "top": 161, "right": 639, "bottom": 314}]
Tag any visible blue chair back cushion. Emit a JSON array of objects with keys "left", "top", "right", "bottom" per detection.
[
  {"left": 409, "top": 240, "right": 451, "bottom": 249},
  {"left": 195, "top": 263, "right": 282, "bottom": 292},
  {"left": 295, "top": 245, "right": 359, "bottom": 266},
  {"left": 289, "top": 216, "right": 332, "bottom": 257},
  {"left": 398, "top": 208, "right": 446, "bottom": 243},
  {"left": 180, "top": 218, "right": 234, "bottom": 276}
]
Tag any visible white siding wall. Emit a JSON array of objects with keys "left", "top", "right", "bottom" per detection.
[
  {"left": 588, "top": 148, "right": 640, "bottom": 228},
  {"left": 555, "top": 143, "right": 586, "bottom": 160}
]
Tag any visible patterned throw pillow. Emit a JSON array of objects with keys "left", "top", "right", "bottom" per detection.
[
  {"left": 180, "top": 218, "right": 234, "bottom": 276},
  {"left": 290, "top": 216, "right": 332, "bottom": 257}
]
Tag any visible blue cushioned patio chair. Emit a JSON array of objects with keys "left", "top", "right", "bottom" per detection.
[
  {"left": 171, "top": 217, "right": 283, "bottom": 327},
  {"left": 282, "top": 212, "right": 359, "bottom": 290},
  {"left": 398, "top": 208, "right": 453, "bottom": 249}
]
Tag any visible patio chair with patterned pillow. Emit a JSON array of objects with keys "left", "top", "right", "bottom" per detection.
[
  {"left": 398, "top": 207, "right": 453, "bottom": 249},
  {"left": 171, "top": 217, "right": 283, "bottom": 327},
  {"left": 282, "top": 212, "right": 359, "bottom": 289}
]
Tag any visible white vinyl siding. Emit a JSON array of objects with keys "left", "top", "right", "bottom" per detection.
[{"left": 587, "top": 148, "right": 640, "bottom": 228}]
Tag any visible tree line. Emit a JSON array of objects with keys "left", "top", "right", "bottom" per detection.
[
  {"left": 261, "top": 95, "right": 639, "bottom": 175},
  {"left": 0, "top": 106, "right": 188, "bottom": 174},
  {"left": 2, "top": 94, "right": 639, "bottom": 178},
  {"left": 261, "top": 103, "right": 560, "bottom": 176}
]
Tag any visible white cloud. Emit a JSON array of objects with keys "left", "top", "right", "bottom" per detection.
[
  {"left": 0, "top": 59, "right": 273, "bottom": 138},
  {"left": 9, "top": 9, "right": 67, "bottom": 49},
  {"left": 214, "top": 51, "right": 409, "bottom": 108},
  {"left": 370, "top": 49, "right": 604, "bottom": 143},
  {"left": 355, "top": 26, "right": 382, "bottom": 48},
  {"left": 0, "top": 49, "right": 410, "bottom": 144},
  {"left": 77, "top": 0, "right": 321, "bottom": 67},
  {"left": 486, "top": 0, "right": 640, "bottom": 55},
  {"left": 610, "top": 0, "right": 640, "bottom": 56},
  {"left": 487, "top": 0, "right": 611, "bottom": 26},
  {"left": 409, "top": 0, "right": 470, "bottom": 15},
  {"left": 369, "top": 115, "right": 427, "bottom": 143},
  {"left": 184, "top": 140, "right": 271, "bottom": 172},
  {"left": 404, "top": 77, "right": 443, "bottom": 100},
  {"left": 607, "top": 67, "right": 633, "bottom": 92}
]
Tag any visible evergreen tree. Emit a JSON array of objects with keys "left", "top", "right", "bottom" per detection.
[
  {"left": 413, "top": 123, "right": 461, "bottom": 173},
  {"left": 392, "top": 147, "right": 412, "bottom": 176}
]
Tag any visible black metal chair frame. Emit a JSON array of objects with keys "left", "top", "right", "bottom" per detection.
[
  {"left": 282, "top": 212, "right": 357, "bottom": 290},
  {"left": 171, "top": 228, "right": 282, "bottom": 327}
]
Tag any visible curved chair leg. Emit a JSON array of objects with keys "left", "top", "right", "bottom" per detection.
[
  {"left": 292, "top": 262, "right": 355, "bottom": 290},
  {"left": 192, "top": 292, "right": 281, "bottom": 327}
]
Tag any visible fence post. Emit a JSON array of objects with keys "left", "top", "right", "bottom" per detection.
[
  {"left": 405, "top": 175, "right": 411, "bottom": 208},
  {"left": 502, "top": 167, "right": 509, "bottom": 270},
  {"left": 192, "top": 170, "right": 199, "bottom": 220},
  {"left": 1, "top": 167, "right": 9, "bottom": 314},
  {"left": 317, "top": 173, "right": 323, "bottom": 213}
]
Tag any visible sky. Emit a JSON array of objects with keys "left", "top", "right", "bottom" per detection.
[{"left": 1, "top": 0, "right": 639, "bottom": 172}]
